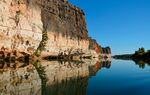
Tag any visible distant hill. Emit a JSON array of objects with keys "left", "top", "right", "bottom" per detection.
[{"left": 113, "top": 54, "right": 132, "bottom": 60}]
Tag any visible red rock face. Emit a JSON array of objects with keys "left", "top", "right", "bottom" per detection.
[
  {"left": 89, "top": 38, "right": 101, "bottom": 54},
  {"left": 95, "top": 43, "right": 101, "bottom": 54}
]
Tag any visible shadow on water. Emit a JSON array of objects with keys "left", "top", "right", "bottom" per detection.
[{"left": 0, "top": 58, "right": 111, "bottom": 95}]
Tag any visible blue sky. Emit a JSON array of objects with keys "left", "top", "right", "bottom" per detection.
[{"left": 68, "top": 0, "right": 150, "bottom": 55}]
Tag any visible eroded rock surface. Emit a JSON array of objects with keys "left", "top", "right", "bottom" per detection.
[
  {"left": 0, "top": 0, "right": 42, "bottom": 55},
  {"left": 0, "top": 0, "right": 110, "bottom": 58}
]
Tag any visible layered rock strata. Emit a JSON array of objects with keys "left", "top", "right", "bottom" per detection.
[{"left": 0, "top": 0, "right": 110, "bottom": 58}]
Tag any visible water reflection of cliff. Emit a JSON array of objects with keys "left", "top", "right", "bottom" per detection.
[
  {"left": 0, "top": 61, "right": 41, "bottom": 95},
  {"left": 44, "top": 60, "right": 111, "bottom": 95},
  {"left": 0, "top": 59, "right": 111, "bottom": 95},
  {"left": 89, "top": 60, "right": 111, "bottom": 77}
]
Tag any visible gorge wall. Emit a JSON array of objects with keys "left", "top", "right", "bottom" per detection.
[{"left": 0, "top": 0, "right": 110, "bottom": 58}]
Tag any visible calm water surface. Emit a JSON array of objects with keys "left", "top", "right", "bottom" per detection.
[
  {"left": 87, "top": 59, "right": 150, "bottom": 95},
  {"left": 0, "top": 59, "right": 150, "bottom": 95}
]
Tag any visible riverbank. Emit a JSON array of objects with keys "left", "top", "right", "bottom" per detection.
[{"left": 113, "top": 48, "right": 150, "bottom": 64}]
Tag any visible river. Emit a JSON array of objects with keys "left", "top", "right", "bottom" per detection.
[
  {"left": 0, "top": 59, "right": 150, "bottom": 95},
  {"left": 87, "top": 59, "right": 150, "bottom": 95}
]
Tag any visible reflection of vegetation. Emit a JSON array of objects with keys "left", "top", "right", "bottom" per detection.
[
  {"left": 58, "top": 60, "right": 84, "bottom": 69},
  {"left": 0, "top": 54, "right": 29, "bottom": 69},
  {"left": 133, "top": 59, "right": 150, "bottom": 69},
  {"left": 32, "top": 60, "right": 47, "bottom": 95},
  {"left": 44, "top": 55, "right": 85, "bottom": 69},
  {"left": 133, "top": 60, "right": 146, "bottom": 69}
]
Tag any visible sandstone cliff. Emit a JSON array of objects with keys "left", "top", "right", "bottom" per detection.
[
  {"left": 0, "top": 0, "right": 42, "bottom": 55},
  {"left": 0, "top": 0, "right": 110, "bottom": 58}
]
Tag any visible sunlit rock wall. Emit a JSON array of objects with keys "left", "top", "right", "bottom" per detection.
[
  {"left": 0, "top": 0, "right": 105, "bottom": 57},
  {"left": 36, "top": 0, "right": 89, "bottom": 56},
  {"left": 0, "top": 0, "right": 42, "bottom": 54},
  {"left": 88, "top": 37, "right": 101, "bottom": 57}
]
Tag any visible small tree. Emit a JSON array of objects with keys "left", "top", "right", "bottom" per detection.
[{"left": 137, "top": 47, "right": 145, "bottom": 55}]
